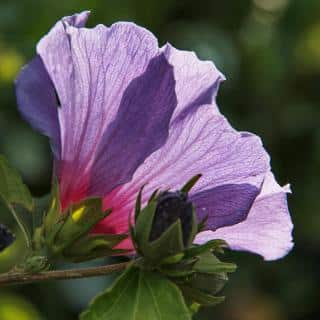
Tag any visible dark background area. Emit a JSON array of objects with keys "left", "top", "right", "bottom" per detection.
[{"left": 0, "top": 0, "right": 319, "bottom": 319}]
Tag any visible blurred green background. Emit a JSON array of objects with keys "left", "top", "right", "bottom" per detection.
[{"left": 0, "top": 0, "right": 319, "bottom": 319}]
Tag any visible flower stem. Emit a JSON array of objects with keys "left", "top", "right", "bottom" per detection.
[{"left": 0, "top": 262, "right": 129, "bottom": 287}]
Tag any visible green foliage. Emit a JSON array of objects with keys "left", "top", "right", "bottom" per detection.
[
  {"left": 81, "top": 265, "right": 192, "bottom": 320},
  {"left": 129, "top": 184, "right": 235, "bottom": 316},
  {"left": 63, "top": 234, "right": 128, "bottom": 263},
  {"left": 53, "top": 198, "right": 112, "bottom": 252},
  {"left": 31, "top": 183, "right": 128, "bottom": 263},
  {"left": 1, "top": 1, "right": 317, "bottom": 319},
  {"left": 0, "top": 155, "right": 34, "bottom": 249},
  {"left": 0, "top": 155, "right": 33, "bottom": 211}
]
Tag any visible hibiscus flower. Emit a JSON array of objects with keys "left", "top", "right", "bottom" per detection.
[{"left": 15, "top": 11, "right": 293, "bottom": 261}]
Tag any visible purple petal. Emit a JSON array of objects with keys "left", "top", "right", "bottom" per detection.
[
  {"left": 31, "top": 12, "right": 178, "bottom": 206},
  {"left": 134, "top": 105, "right": 269, "bottom": 194},
  {"left": 15, "top": 12, "right": 90, "bottom": 157},
  {"left": 15, "top": 56, "right": 61, "bottom": 156},
  {"left": 196, "top": 172, "right": 294, "bottom": 260},
  {"left": 104, "top": 104, "right": 270, "bottom": 229},
  {"left": 88, "top": 53, "right": 177, "bottom": 196},
  {"left": 190, "top": 184, "right": 260, "bottom": 230},
  {"left": 162, "top": 44, "right": 225, "bottom": 121},
  {"left": 62, "top": 10, "right": 90, "bottom": 27}
]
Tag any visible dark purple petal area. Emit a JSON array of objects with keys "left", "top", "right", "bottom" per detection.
[
  {"left": 108, "top": 105, "right": 270, "bottom": 202},
  {"left": 191, "top": 183, "right": 260, "bottom": 231},
  {"left": 21, "top": 12, "right": 177, "bottom": 207},
  {"left": 15, "top": 56, "right": 61, "bottom": 156},
  {"left": 15, "top": 11, "right": 293, "bottom": 260},
  {"left": 99, "top": 104, "right": 270, "bottom": 238},
  {"left": 0, "top": 224, "right": 15, "bottom": 253},
  {"left": 196, "top": 173, "right": 294, "bottom": 261},
  {"left": 88, "top": 53, "right": 177, "bottom": 196}
]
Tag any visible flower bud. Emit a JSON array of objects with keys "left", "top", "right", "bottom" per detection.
[
  {"left": 149, "top": 191, "right": 193, "bottom": 246},
  {"left": 133, "top": 189, "right": 198, "bottom": 264}
]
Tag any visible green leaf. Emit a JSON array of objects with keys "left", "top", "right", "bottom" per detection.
[
  {"left": 0, "top": 155, "right": 33, "bottom": 211},
  {"left": 0, "top": 155, "right": 34, "bottom": 247},
  {"left": 81, "top": 266, "right": 191, "bottom": 320}
]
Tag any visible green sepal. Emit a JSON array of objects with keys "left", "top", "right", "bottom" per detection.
[
  {"left": 161, "top": 252, "right": 185, "bottom": 265},
  {"left": 17, "top": 255, "right": 50, "bottom": 273},
  {"left": 129, "top": 223, "right": 138, "bottom": 252},
  {"left": 186, "top": 272, "right": 228, "bottom": 296},
  {"left": 197, "top": 216, "right": 208, "bottom": 233},
  {"left": 186, "top": 206, "right": 198, "bottom": 247},
  {"left": 31, "top": 193, "right": 51, "bottom": 246},
  {"left": 144, "top": 219, "right": 185, "bottom": 263},
  {"left": 189, "top": 303, "right": 200, "bottom": 316},
  {"left": 134, "top": 186, "right": 144, "bottom": 222},
  {"left": 160, "top": 257, "right": 197, "bottom": 278},
  {"left": 184, "top": 239, "right": 228, "bottom": 259},
  {"left": 194, "top": 251, "right": 237, "bottom": 274},
  {"left": 134, "top": 196, "right": 197, "bottom": 263},
  {"left": 148, "top": 189, "right": 159, "bottom": 204},
  {"left": 134, "top": 199, "right": 157, "bottom": 250},
  {"left": 43, "top": 179, "right": 61, "bottom": 237},
  {"left": 52, "top": 198, "right": 112, "bottom": 254},
  {"left": 63, "top": 233, "right": 128, "bottom": 262},
  {"left": 32, "top": 226, "right": 44, "bottom": 251},
  {"left": 81, "top": 265, "right": 192, "bottom": 320},
  {"left": 44, "top": 217, "right": 67, "bottom": 249},
  {"left": 160, "top": 268, "right": 195, "bottom": 278},
  {"left": 181, "top": 174, "right": 202, "bottom": 194},
  {"left": 65, "top": 248, "right": 128, "bottom": 263},
  {"left": 37, "top": 180, "right": 66, "bottom": 251},
  {"left": 180, "top": 285, "right": 225, "bottom": 306}
]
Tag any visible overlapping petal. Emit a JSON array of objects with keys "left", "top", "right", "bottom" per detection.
[
  {"left": 196, "top": 173, "right": 294, "bottom": 260},
  {"left": 161, "top": 44, "right": 225, "bottom": 120},
  {"left": 98, "top": 104, "right": 270, "bottom": 238},
  {"left": 16, "top": 11, "right": 293, "bottom": 260},
  {"left": 16, "top": 12, "right": 177, "bottom": 208},
  {"left": 15, "top": 56, "right": 61, "bottom": 156}
]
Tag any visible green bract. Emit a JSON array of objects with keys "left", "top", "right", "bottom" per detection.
[
  {"left": 129, "top": 177, "right": 237, "bottom": 311},
  {"left": 30, "top": 181, "right": 128, "bottom": 268}
]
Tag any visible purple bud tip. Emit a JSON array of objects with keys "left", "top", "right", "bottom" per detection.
[
  {"left": 0, "top": 224, "right": 15, "bottom": 252},
  {"left": 149, "top": 191, "right": 193, "bottom": 246}
]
